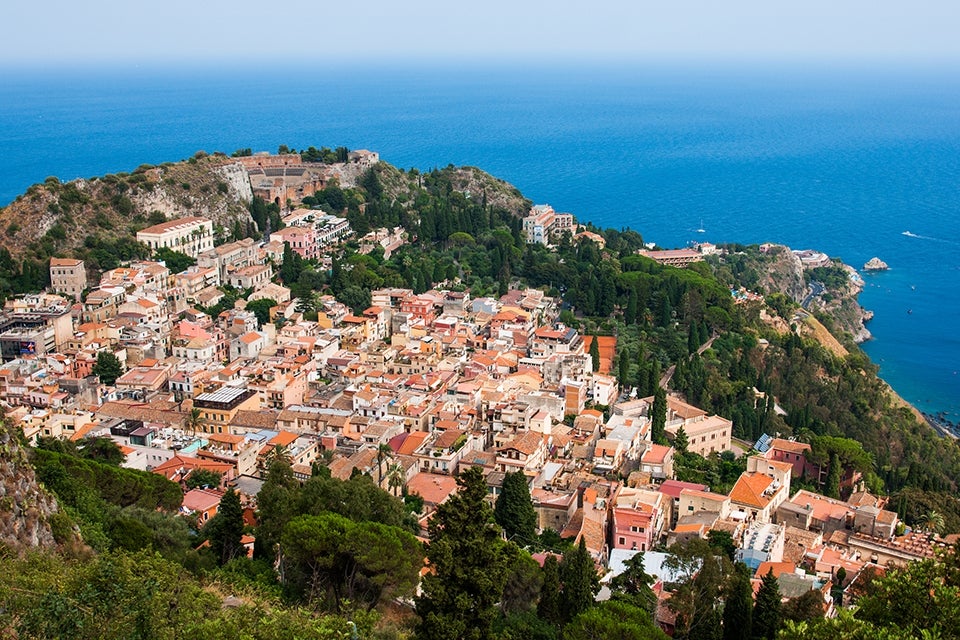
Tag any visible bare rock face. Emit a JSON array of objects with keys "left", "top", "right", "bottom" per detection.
[
  {"left": 0, "top": 426, "right": 60, "bottom": 552},
  {"left": 757, "top": 245, "right": 808, "bottom": 303}
]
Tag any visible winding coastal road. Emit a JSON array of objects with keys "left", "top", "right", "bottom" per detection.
[{"left": 802, "top": 280, "right": 824, "bottom": 309}]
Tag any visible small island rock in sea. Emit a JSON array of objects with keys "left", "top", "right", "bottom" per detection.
[{"left": 863, "top": 257, "right": 889, "bottom": 271}]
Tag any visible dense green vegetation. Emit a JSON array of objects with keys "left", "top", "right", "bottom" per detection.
[
  {"left": 31, "top": 439, "right": 189, "bottom": 556},
  {"left": 0, "top": 551, "right": 381, "bottom": 640}
]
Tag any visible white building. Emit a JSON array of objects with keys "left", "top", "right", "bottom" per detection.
[{"left": 136, "top": 217, "right": 215, "bottom": 258}]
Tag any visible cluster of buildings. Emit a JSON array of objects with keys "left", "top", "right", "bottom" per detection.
[
  {"left": 10, "top": 178, "right": 945, "bottom": 630},
  {"left": 235, "top": 149, "right": 379, "bottom": 206},
  {"left": 522, "top": 204, "right": 575, "bottom": 245},
  {"left": 266, "top": 208, "right": 352, "bottom": 262}
]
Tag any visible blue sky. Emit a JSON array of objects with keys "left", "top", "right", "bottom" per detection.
[{"left": 4, "top": 1, "right": 960, "bottom": 66}]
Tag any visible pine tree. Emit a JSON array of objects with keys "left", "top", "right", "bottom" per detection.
[
  {"left": 207, "top": 488, "right": 245, "bottom": 566},
  {"left": 752, "top": 569, "right": 781, "bottom": 640},
  {"left": 494, "top": 471, "right": 538, "bottom": 547},
  {"left": 652, "top": 386, "right": 668, "bottom": 446},
  {"left": 416, "top": 467, "right": 512, "bottom": 640},
  {"left": 560, "top": 538, "right": 600, "bottom": 624},
  {"left": 722, "top": 563, "right": 753, "bottom": 640}
]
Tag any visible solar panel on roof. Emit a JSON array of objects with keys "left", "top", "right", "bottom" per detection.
[{"left": 754, "top": 433, "right": 774, "bottom": 453}]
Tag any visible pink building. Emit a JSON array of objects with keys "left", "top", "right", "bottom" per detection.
[
  {"left": 612, "top": 488, "right": 666, "bottom": 552},
  {"left": 271, "top": 226, "right": 317, "bottom": 260},
  {"left": 764, "top": 438, "right": 820, "bottom": 480}
]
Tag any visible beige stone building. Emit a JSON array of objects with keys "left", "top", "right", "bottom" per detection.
[{"left": 49, "top": 258, "right": 86, "bottom": 298}]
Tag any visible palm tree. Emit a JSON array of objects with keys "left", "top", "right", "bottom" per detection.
[
  {"left": 267, "top": 443, "right": 291, "bottom": 466},
  {"left": 921, "top": 510, "right": 945, "bottom": 536},
  {"left": 376, "top": 443, "right": 393, "bottom": 488},
  {"left": 184, "top": 407, "right": 204, "bottom": 436},
  {"left": 386, "top": 461, "right": 406, "bottom": 497}
]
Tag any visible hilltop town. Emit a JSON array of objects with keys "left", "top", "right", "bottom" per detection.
[{"left": 1, "top": 149, "right": 957, "bottom": 638}]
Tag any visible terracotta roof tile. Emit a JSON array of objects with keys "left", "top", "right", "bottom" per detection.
[{"left": 728, "top": 472, "right": 774, "bottom": 509}]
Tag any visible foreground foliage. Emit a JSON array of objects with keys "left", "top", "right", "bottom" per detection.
[{"left": 0, "top": 550, "right": 378, "bottom": 640}]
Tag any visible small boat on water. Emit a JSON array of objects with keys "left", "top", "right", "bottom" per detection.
[{"left": 696, "top": 218, "right": 705, "bottom": 233}]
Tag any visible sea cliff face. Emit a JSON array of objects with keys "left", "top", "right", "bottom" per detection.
[
  {"left": 754, "top": 245, "right": 808, "bottom": 303},
  {"left": 0, "top": 426, "right": 60, "bottom": 553},
  {"left": 727, "top": 244, "right": 873, "bottom": 345}
]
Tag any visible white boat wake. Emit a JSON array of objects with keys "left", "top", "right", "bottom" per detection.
[{"left": 902, "top": 231, "right": 959, "bottom": 245}]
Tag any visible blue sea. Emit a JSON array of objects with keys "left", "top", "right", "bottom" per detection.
[{"left": 1, "top": 62, "right": 958, "bottom": 419}]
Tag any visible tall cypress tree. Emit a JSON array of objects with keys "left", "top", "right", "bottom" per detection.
[
  {"left": 625, "top": 287, "right": 639, "bottom": 325},
  {"left": 560, "top": 538, "right": 600, "bottom": 624},
  {"left": 824, "top": 452, "right": 841, "bottom": 498},
  {"left": 723, "top": 563, "right": 753, "bottom": 640},
  {"left": 652, "top": 386, "right": 668, "bottom": 446},
  {"left": 618, "top": 349, "right": 630, "bottom": 388},
  {"left": 494, "top": 471, "right": 538, "bottom": 547},
  {"left": 537, "top": 554, "right": 562, "bottom": 627},
  {"left": 589, "top": 334, "right": 601, "bottom": 372},
  {"left": 752, "top": 569, "right": 781, "bottom": 640},
  {"left": 206, "top": 487, "right": 244, "bottom": 566},
  {"left": 416, "top": 467, "right": 512, "bottom": 640}
]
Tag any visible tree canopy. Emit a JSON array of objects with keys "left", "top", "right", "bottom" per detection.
[
  {"left": 92, "top": 351, "right": 124, "bottom": 386},
  {"left": 416, "top": 466, "right": 514, "bottom": 640},
  {"left": 495, "top": 471, "right": 539, "bottom": 548}
]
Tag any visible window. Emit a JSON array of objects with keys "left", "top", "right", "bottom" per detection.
[{"left": 619, "top": 537, "right": 626, "bottom": 545}]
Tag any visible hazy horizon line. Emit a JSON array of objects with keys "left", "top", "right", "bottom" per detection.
[{"left": 3, "top": 51, "right": 960, "bottom": 75}]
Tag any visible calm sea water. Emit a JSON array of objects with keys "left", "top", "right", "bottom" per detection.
[{"left": 1, "top": 62, "right": 958, "bottom": 418}]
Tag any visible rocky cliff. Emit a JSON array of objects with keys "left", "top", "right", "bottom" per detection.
[
  {"left": 0, "top": 153, "right": 255, "bottom": 262},
  {"left": 0, "top": 426, "right": 61, "bottom": 553},
  {"left": 753, "top": 244, "right": 808, "bottom": 303}
]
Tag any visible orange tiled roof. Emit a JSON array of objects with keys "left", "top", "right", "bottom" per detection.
[
  {"left": 269, "top": 430, "right": 299, "bottom": 447},
  {"left": 397, "top": 431, "right": 430, "bottom": 456},
  {"left": 406, "top": 473, "right": 458, "bottom": 506},
  {"left": 642, "top": 443, "right": 672, "bottom": 465},
  {"left": 728, "top": 472, "right": 774, "bottom": 509}
]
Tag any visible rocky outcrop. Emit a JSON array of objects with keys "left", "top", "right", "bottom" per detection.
[
  {"left": 0, "top": 154, "right": 254, "bottom": 262},
  {"left": 213, "top": 162, "right": 254, "bottom": 203},
  {"left": 863, "top": 257, "right": 889, "bottom": 271},
  {"left": 756, "top": 245, "right": 808, "bottom": 303},
  {"left": 0, "top": 425, "right": 60, "bottom": 552}
]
